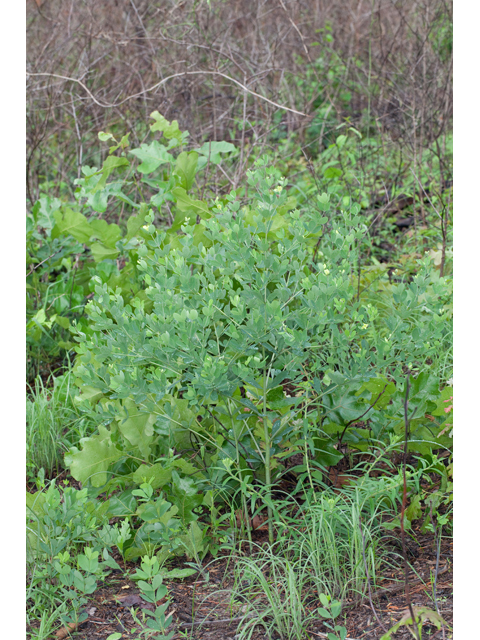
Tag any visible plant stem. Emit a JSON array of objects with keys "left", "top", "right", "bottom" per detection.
[
  {"left": 401, "top": 374, "right": 420, "bottom": 640},
  {"left": 262, "top": 350, "right": 273, "bottom": 544}
]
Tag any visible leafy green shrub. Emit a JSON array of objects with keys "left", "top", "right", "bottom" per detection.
[
  {"left": 27, "top": 112, "right": 237, "bottom": 381},
  {"left": 272, "top": 127, "right": 453, "bottom": 269},
  {"left": 26, "top": 112, "right": 451, "bottom": 563},
  {"left": 64, "top": 155, "right": 451, "bottom": 551}
]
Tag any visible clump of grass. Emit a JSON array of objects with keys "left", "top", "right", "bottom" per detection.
[
  {"left": 231, "top": 476, "right": 404, "bottom": 639},
  {"left": 26, "top": 371, "right": 95, "bottom": 480},
  {"left": 290, "top": 489, "right": 383, "bottom": 600},
  {"left": 232, "top": 542, "right": 319, "bottom": 640}
]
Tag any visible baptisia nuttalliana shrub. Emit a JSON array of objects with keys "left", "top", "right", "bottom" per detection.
[{"left": 68, "top": 162, "right": 451, "bottom": 539}]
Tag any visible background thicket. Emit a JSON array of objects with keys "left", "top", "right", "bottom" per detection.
[{"left": 27, "top": 0, "right": 452, "bottom": 201}]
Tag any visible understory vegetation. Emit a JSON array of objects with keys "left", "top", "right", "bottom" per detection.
[{"left": 27, "top": 2, "right": 452, "bottom": 639}]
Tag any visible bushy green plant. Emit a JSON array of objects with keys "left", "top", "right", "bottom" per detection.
[
  {"left": 26, "top": 114, "right": 451, "bottom": 591},
  {"left": 64, "top": 157, "right": 451, "bottom": 557},
  {"left": 27, "top": 112, "right": 237, "bottom": 381},
  {"left": 26, "top": 482, "right": 121, "bottom": 629}
]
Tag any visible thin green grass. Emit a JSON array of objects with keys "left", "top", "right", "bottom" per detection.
[
  {"left": 26, "top": 370, "right": 96, "bottom": 480},
  {"left": 231, "top": 475, "right": 406, "bottom": 640},
  {"left": 233, "top": 543, "right": 319, "bottom": 640},
  {"left": 27, "top": 603, "right": 70, "bottom": 640}
]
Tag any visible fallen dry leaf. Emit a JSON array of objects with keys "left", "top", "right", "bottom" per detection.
[
  {"left": 328, "top": 469, "right": 354, "bottom": 489},
  {"left": 117, "top": 593, "right": 155, "bottom": 611},
  {"left": 235, "top": 508, "right": 268, "bottom": 530},
  {"left": 55, "top": 621, "right": 78, "bottom": 639}
]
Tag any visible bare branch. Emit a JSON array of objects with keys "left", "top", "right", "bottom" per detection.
[{"left": 26, "top": 70, "right": 307, "bottom": 116}]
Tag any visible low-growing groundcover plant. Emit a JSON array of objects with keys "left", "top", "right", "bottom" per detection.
[
  {"left": 26, "top": 480, "right": 181, "bottom": 640},
  {"left": 26, "top": 482, "right": 116, "bottom": 634}
]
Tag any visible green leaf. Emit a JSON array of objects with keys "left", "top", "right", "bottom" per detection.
[
  {"left": 355, "top": 377, "right": 396, "bottom": 410},
  {"left": 317, "top": 192, "right": 331, "bottom": 211},
  {"left": 403, "top": 424, "right": 452, "bottom": 454},
  {"left": 330, "top": 600, "right": 342, "bottom": 618},
  {"left": 54, "top": 315, "right": 70, "bottom": 329},
  {"left": 92, "top": 156, "right": 130, "bottom": 193},
  {"left": 174, "top": 151, "right": 198, "bottom": 190},
  {"left": 129, "top": 141, "right": 174, "bottom": 174},
  {"left": 313, "top": 437, "right": 344, "bottom": 466},
  {"left": 76, "top": 385, "right": 104, "bottom": 405},
  {"left": 87, "top": 188, "right": 110, "bottom": 214},
  {"left": 116, "top": 399, "right": 156, "bottom": 459},
  {"left": 405, "top": 494, "right": 422, "bottom": 523},
  {"left": 324, "top": 166, "right": 342, "bottom": 179},
  {"left": 409, "top": 372, "right": 439, "bottom": 399},
  {"left": 132, "top": 463, "right": 173, "bottom": 490},
  {"left": 431, "top": 386, "right": 453, "bottom": 417},
  {"left": 150, "top": 111, "right": 183, "bottom": 143},
  {"left": 383, "top": 515, "right": 412, "bottom": 532},
  {"left": 107, "top": 490, "right": 138, "bottom": 517},
  {"left": 98, "top": 131, "right": 116, "bottom": 143},
  {"left": 194, "top": 141, "right": 236, "bottom": 164},
  {"left": 162, "top": 567, "right": 197, "bottom": 580},
  {"left": 27, "top": 308, "right": 47, "bottom": 327},
  {"left": 171, "top": 187, "right": 212, "bottom": 229},
  {"left": 277, "top": 195, "right": 298, "bottom": 216},
  {"left": 90, "top": 242, "right": 120, "bottom": 262},
  {"left": 34, "top": 196, "right": 63, "bottom": 232},
  {"left": 172, "top": 469, "right": 198, "bottom": 497},
  {"left": 173, "top": 457, "right": 200, "bottom": 476},
  {"left": 323, "top": 380, "right": 368, "bottom": 425},
  {"left": 52, "top": 208, "right": 92, "bottom": 243},
  {"left": 126, "top": 207, "right": 149, "bottom": 241},
  {"left": 89, "top": 219, "right": 122, "bottom": 248},
  {"left": 102, "top": 551, "right": 122, "bottom": 573},
  {"left": 65, "top": 425, "right": 123, "bottom": 487},
  {"left": 136, "top": 499, "right": 178, "bottom": 524}
]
